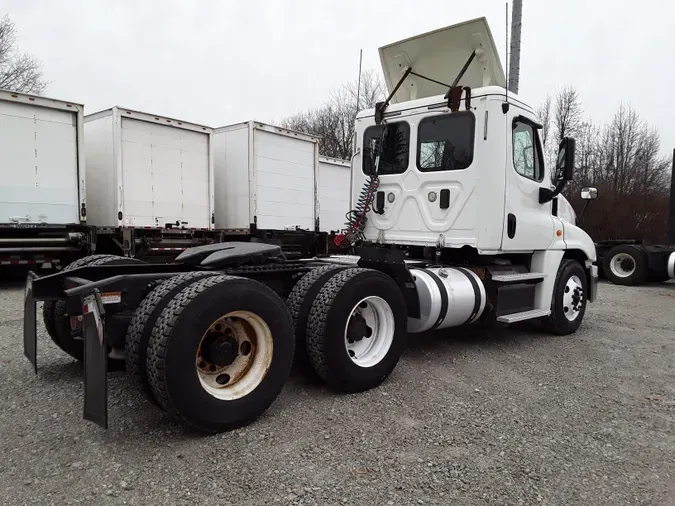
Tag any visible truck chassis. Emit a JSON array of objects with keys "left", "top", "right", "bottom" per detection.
[{"left": 24, "top": 241, "right": 597, "bottom": 433}]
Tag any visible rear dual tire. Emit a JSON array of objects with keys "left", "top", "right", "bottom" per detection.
[
  {"left": 145, "top": 275, "right": 295, "bottom": 432},
  {"left": 124, "top": 271, "right": 220, "bottom": 402},
  {"left": 304, "top": 268, "right": 407, "bottom": 393},
  {"left": 286, "top": 265, "right": 347, "bottom": 379}
]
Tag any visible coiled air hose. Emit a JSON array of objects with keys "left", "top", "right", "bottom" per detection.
[{"left": 334, "top": 126, "right": 388, "bottom": 248}]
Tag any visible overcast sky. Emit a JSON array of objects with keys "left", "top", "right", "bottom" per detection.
[{"left": 6, "top": 0, "right": 675, "bottom": 157}]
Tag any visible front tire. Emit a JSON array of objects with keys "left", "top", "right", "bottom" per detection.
[
  {"left": 602, "top": 244, "right": 648, "bottom": 286},
  {"left": 146, "top": 275, "right": 295, "bottom": 432},
  {"left": 305, "top": 268, "right": 407, "bottom": 393},
  {"left": 545, "top": 259, "right": 588, "bottom": 335}
]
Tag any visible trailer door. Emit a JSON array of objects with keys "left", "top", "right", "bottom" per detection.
[
  {"left": 120, "top": 118, "right": 210, "bottom": 229},
  {"left": 0, "top": 101, "right": 79, "bottom": 225},
  {"left": 253, "top": 127, "right": 316, "bottom": 231}
]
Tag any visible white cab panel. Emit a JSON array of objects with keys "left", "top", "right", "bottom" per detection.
[{"left": 354, "top": 92, "right": 508, "bottom": 251}]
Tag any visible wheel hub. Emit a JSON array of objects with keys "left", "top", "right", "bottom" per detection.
[
  {"left": 201, "top": 332, "right": 239, "bottom": 367},
  {"left": 195, "top": 311, "right": 273, "bottom": 401},
  {"left": 610, "top": 252, "right": 637, "bottom": 278},
  {"left": 343, "top": 296, "right": 395, "bottom": 368},
  {"left": 346, "top": 313, "right": 372, "bottom": 343},
  {"left": 620, "top": 258, "right": 634, "bottom": 272},
  {"left": 562, "top": 275, "right": 584, "bottom": 321},
  {"left": 571, "top": 287, "right": 582, "bottom": 311}
]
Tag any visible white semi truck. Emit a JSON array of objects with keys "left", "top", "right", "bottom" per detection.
[{"left": 24, "top": 17, "right": 599, "bottom": 433}]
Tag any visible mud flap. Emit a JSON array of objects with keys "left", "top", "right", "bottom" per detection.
[
  {"left": 82, "top": 290, "right": 108, "bottom": 429},
  {"left": 23, "top": 272, "right": 38, "bottom": 374}
]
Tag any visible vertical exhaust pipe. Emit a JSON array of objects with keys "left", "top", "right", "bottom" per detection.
[{"left": 508, "top": 0, "right": 523, "bottom": 94}]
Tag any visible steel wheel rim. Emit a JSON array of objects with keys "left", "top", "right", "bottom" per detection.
[
  {"left": 196, "top": 310, "right": 273, "bottom": 401},
  {"left": 610, "top": 253, "right": 636, "bottom": 278},
  {"left": 343, "top": 296, "right": 394, "bottom": 368},
  {"left": 562, "top": 274, "right": 584, "bottom": 322}
]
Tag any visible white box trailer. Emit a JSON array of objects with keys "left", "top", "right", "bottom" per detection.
[
  {"left": 318, "top": 156, "right": 351, "bottom": 234},
  {"left": 0, "top": 89, "right": 88, "bottom": 271},
  {"left": 213, "top": 121, "right": 319, "bottom": 233},
  {"left": 84, "top": 107, "right": 217, "bottom": 257}
]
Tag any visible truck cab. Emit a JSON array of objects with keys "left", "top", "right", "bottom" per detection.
[
  {"left": 345, "top": 17, "right": 597, "bottom": 332},
  {"left": 352, "top": 18, "right": 595, "bottom": 262}
]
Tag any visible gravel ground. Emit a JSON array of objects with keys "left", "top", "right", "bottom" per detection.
[{"left": 0, "top": 280, "right": 674, "bottom": 505}]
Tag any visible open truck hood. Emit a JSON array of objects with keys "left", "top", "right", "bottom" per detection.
[{"left": 378, "top": 17, "right": 506, "bottom": 104}]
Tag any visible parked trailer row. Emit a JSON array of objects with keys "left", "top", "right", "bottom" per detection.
[{"left": 0, "top": 92, "right": 353, "bottom": 272}]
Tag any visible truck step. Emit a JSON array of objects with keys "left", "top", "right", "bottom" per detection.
[
  {"left": 491, "top": 272, "right": 547, "bottom": 282},
  {"left": 496, "top": 308, "right": 551, "bottom": 323}
]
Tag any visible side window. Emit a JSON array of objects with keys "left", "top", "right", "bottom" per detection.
[
  {"left": 512, "top": 120, "right": 543, "bottom": 181},
  {"left": 362, "top": 122, "right": 410, "bottom": 175},
  {"left": 417, "top": 112, "right": 475, "bottom": 172}
]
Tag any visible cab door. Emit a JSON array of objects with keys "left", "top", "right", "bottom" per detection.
[{"left": 501, "top": 109, "right": 555, "bottom": 251}]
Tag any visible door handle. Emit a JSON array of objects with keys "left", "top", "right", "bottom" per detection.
[
  {"left": 507, "top": 213, "right": 516, "bottom": 239},
  {"left": 373, "top": 191, "right": 385, "bottom": 215},
  {"left": 439, "top": 189, "right": 450, "bottom": 209}
]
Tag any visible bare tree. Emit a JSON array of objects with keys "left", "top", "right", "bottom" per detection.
[
  {"left": 535, "top": 95, "right": 552, "bottom": 148},
  {"left": 280, "top": 70, "right": 385, "bottom": 159},
  {"left": 535, "top": 94, "right": 557, "bottom": 170},
  {"left": 0, "top": 15, "right": 47, "bottom": 94},
  {"left": 553, "top": 85, "right": 582, "bottom": 145},
  {"left": 562, "top": 99, "right": 671, "bottom": 242}
]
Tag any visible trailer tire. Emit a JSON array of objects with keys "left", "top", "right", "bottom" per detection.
[
  {"left": 43, "top": 254, "right": 145, "bottom": 362},
  {"left": 286, "top": 265, "right": 346, "bottom": 380},
  {"left": 602, "top": 244, "right": 648, "bottom": 286},
  {"left": 305, "top": 268, "right": 407, "bottom": 393},
  {"left": 125, "top": 271, "right": 220, "bottom": 402},
  {"left": 146, "top": 275, "right": 294, "bottom": 432},
  {"left": 545, "top": 259, "right": 588, "bottom": 335}
]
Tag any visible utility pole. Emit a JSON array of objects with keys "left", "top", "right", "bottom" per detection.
[
  {"left": 508, "top": 0, "right": 523, "bottom": 94},
  {"left": 668, "top": 149, "right": 675, "bottom": 243}
]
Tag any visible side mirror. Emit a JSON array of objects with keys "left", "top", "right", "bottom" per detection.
[
  {"left": 539, "top": 136, "right": 576, "bottom": 204},
  {"left": 580, "top": 187, "right": 598, "bottom": 200},
  {"left": 555, "top": 137, "right": 576, "bottom": 182}
]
